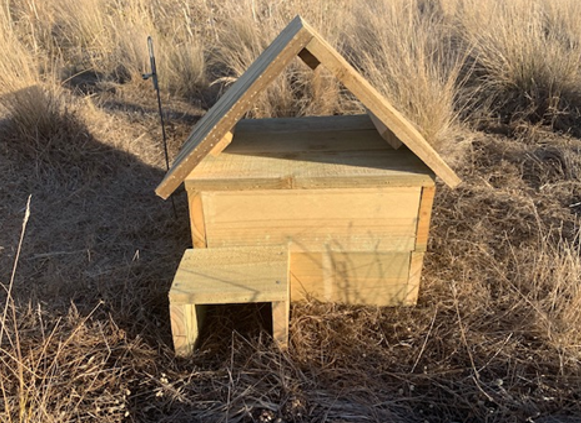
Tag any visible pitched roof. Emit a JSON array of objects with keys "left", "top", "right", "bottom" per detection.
[{"left": 156, "top": 15, "right": 461, "bottom": 199}]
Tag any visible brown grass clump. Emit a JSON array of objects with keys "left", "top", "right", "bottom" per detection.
[
  {"left": 454, "top": 0, "right": 581, "bottom": 131},
  {"left": 1, "top": 87, "right": 81, "bottom": 159},
  {"left": 1, "top": 301, "right": 149, "bottom": 422},
  {"left": 1, "top": 0, "right": 581, "bottom": 422}
]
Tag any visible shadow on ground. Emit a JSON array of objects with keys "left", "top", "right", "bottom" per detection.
[{"left": 0, "top": 84, "right": 192, "bottom": 344}]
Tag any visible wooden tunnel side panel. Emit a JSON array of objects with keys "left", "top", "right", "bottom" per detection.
[{"left": 290, "top": 251, "right": 416, "bottom": 306}]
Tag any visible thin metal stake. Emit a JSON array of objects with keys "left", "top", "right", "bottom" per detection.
[{"left": 143, "top": 35, "right": 178, "bottom": 218}]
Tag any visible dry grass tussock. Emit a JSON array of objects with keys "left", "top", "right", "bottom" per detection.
[
  {"left": 1, "top": 0, "right": 581, "bottom": 422},
  {"left": 452, "top": 0, "right": 581, "bottom": 131},
  {"left": 346, "top": 0, "right": 466, "bottom": 152},
  {"left": 209, "top": 0, "right": 360, "bottom": 118}
]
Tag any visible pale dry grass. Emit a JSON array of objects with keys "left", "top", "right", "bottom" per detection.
[
  {"left": 0, "top": 6, "right": 40, "bottom": 94},
  {"left": 453, "top": 0, "right": 581, "bottom": 129},
  {"left": 1, "top": 0, "right": 581, "bottom": 422},
  {"left": 509, "top": 235, "right": 581, "bottom": 358},
  {"left": 347, "top": 0, "right": 467, "bottom": 151},
  {"left": 3, "top": 0, "right": 581, "bottom": 131},
  {"left": 209, "top": 0, "right": 357, "bottom": 118},
  {"left": 2, "top": 0, "right": 207, "bottom": 98}
]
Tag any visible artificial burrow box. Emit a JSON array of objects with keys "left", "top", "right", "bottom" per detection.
[{"left": 156, "top": 16, "right": 461, "bottom": 355}]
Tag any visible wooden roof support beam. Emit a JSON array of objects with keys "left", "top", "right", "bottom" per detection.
[
  {"left": 300, "top": 27, "right": 461, "bottom": 188},
  {"left": 368, "top": 110, "right": 403, "bottom": 150}
]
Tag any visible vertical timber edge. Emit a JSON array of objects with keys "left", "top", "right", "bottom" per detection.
[
  {"left": 415, "top": 185, "right": 436, "bottom": 252},
  {"left": 188, "top": 191, "right": 207, "bottom": 248},
  {"left": 406, "top": 252, "right": 425, "bottom": 306},
  {"left": 170, "top": 303, "right": 200, "bottom": 357}
]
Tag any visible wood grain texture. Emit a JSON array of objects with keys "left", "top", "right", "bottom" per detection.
[
  {"left": 170, "top": 303, "right": 200, "bottom": 356},
  {"left": 234, "top": 114, "right": 377, "bottom": 134},
  {"left": 225, "top": 128, "right": 390, "bottom": 154},
  {"left": 301, "top": 25, "right": 461, "bottom": 189},
  {"left": 209, "top": 130, "right": 234, "bottom": 156},
  {"left": 224, "top": 115, "right": 387, "bottom": 155},
  {"left": 272, "top": 301, "right": 289, "bottom": 347},
  {"left": 169, "top": 246, "right": 289, "bottom": 304},
  {"left": 415, "top": 185, "right": 436, "bottom": 252},
  {"left": 405, "top": 252, "right": 425, "bottom": 305},
  {"left": 186, "top": 148, "right": 435, "bottom": 192},
  {"left": 156, "top": 16, "right": 313, "bottom": 199},
  {"left": 188, "top": 191, "right": 207, "bottom": 248},
  {"left": 290, "top": 251, "right": 415, "bottom": 306},
  {"left": 368, "top": 110, "right": 403, "bottom": 150},
  {"left": 272, "top": 251, "right": 290, "bottom": 347},
  {"left": 202, "top": 188, "right": 422, "bottom": 252}
]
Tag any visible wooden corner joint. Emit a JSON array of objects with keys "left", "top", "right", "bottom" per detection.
[{"left": 209, "top": 130, "right": 234, "bottom": 157}]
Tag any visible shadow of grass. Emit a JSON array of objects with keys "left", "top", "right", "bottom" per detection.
[{"left": 0, "top": 85, "right": 191, "bottom": 344}]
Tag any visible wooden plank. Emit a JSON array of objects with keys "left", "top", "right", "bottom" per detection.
[
  {"left": 169, "top": 246, "right": 289, "bottom": 304},
  {"left": 415, "top": 185, "right": 436, "bottom": 252},
  {"left": 368, "top": 110, "right": 403, "bottom": 150},
  {"left": 234, "top": 114, "right": 377, "bottom": 134},
  {"left": 156, "top": 16, "right": 314, "bottom": 199},
  {"left": 209, "top": 130, "right": 234, "bottom": 156},
  {"left": 185, "top": 149, "right": 435, "bottom": 192},
  {"left": 202, "top": 188, "right": 421, "bottom": 252},
  {"left": 169, "top": 21, "right": 309, "bottom": 167},
  {"left": 301, "top": 24, "right": 461, "bottom": 189},
  {"left": 405, "top": 252, "right": 425, "bottom": 306},
  {"left": 290, "top": 251, "right": 414, "bottom": 306},
  {"left": 271, "top": 300, "right": 289, "bottom": 347},
  {"left": 223, "top": 115, "right": 390, "bottom": 154},
  {"left": 187, "top": 191, "right": 207, "bottom": 248},
  {"left": 272, "top": 248, "right": 290, "bottom": 347},
  {"left": 169, "top": 303, "right": 188, "bottom": 356},
  {"left": 170, "top": 303, "right": 199, "bottom": 356},
  {"left": 226, "top": 128, "right": 390, "bottom": 154}
]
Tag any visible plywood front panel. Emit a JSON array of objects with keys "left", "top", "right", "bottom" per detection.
[
  {"left": 202, "top": 188, "right": 421, "bottom": 252},
  {"left": 290, "top": 251, "right": 414, "bottom": 306}
]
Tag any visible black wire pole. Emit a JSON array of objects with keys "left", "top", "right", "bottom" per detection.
[{"left": 143, "top": 36, "right": 178, "bottom": 218}]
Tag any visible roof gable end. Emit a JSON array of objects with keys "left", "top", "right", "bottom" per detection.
[{"left": 156, "top": 15, "right": 460, "bottom": 199}]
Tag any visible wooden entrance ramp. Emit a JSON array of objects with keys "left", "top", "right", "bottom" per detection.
[{"left": 169, "top": 246, "right": 290, "bottom": 356}]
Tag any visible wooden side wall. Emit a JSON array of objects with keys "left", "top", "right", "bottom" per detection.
[
  {"left": 185, "top": 185, "right": 435, "bottom": 307},
  {"left": 201, "top": 188, "right": 421, "bottom": 252},
  {"left": 188, "top": 192, "right": 207, "bottom": 248}
]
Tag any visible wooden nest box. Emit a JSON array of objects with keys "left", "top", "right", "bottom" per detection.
[{"left": 158, "top": 16, "right": 461, "bottom": 316}]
